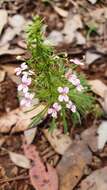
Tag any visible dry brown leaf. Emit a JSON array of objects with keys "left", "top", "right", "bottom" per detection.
[
  {"left": 9, "top": 151, "right": 30, "bottom": 169},
  {"left": 43, "top": 128, "right": 72, "bottom": 155},
  {"left": 23, "top": 143, "right": 58, "bottom": 190},
  {"left": 24, "top": 128, "right": 37, "bottom": 145},
  {"left": 80, "top": 167, "right": 107, "bottom": 190},
  {"left": 85, "top": 51, "right": 101, "bottom": 65},
  {"left": 0, "top": 69, "right": 6, "bottom": 82},
  {"left": 63, "top": 14, "right": 83, "bottom": 43},
  {"left": 76, "top": 31, "right": 86, "bottom": 45},
  {"left": 0, "top": 10, "right": 8, "bottom": 35},
  {"left": 57, "top": 141, "right": 92, "bottom": 190},
  {"left": 53, "top": 6, "right": 68, "bottom": 17},
  {"left": 0, "top": 27, "right": 16, "bottom": 45},
  {"left": 9, "top": 14, "right": 26, "bottom": 33},
  {"left": 0, "top": 109, "right": 19, "bottom": 133},
  {"left": 0, "top": 104, "right": 46, "bottom": 133},
  {"left": 81, "top": 127, "right": 98, "bottom": 152},
  {"left": 97, "top": 121, "right": 107, "bottom": 150},
  {"left": 98, "top": 90, "right": 107, "bottom": 113},
  {"left": 88, "top": 80, "right": 107, "bottom": 98},
  {"left": 0, "top": 44, "right": 25, "bottom": 56}
]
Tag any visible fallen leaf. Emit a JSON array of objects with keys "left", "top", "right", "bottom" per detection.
[
  {"left": 63, "top": 14, "right": 83, "bottom": 43},
  {"left": 43, "top": 128, "right": 72, "bottom": 155},
  {"left": 88, "top": 0, "right": 97, "bottom": 4},
  {"left": 0, "top": 69, "right": 6, "bottom": 82},
  {"left": 57, "top": 141, "right": 92, "bottom": 190},
  {"left": 9, "top": 14, "right": 26, "bottom": 33},
  {"left": 97, "top": 121, "right": 107, "bottom": 150},
  {"left": 53, "top": 6, "right": 68, "bottom": 17},
  {"left": 0, "top": 27, "right": 16, "bottom": 46},
  {"left": 76, "top": 31, "right": 86, "bottom": 45},
  {"left": 0, "top": 136, "right": 7, "bottom": 147},
  {"left": 0, "top": 104, "right": 46, "bottom": 133},
  {"left": 0, "top": 44, "right": 25, "bottom": 56},
  {"left": 85, "top": 51, "right": 101, "bottom": 65},
  {"left": 80, "top": 167, "right": 107, "bottom": 190},
  {"left": 88, "top": 80, "right": 107, "bottom": 98},
  {"left": 98, "top": 90, "right": 107, "bottom": 113},
  {"left": 81, "top": 127, "right": 98, "bottom": 152},
  {"left": 46, "top": 30, "right": 63, "bottom": 46},
  {"left": 23, "top": 143, "right": 58, "bottom": 190},
  {"left": 0, "top": 10, "right": 8, "bottom": 35},
  {"left": 9, "top": 151, "right": 30, "bottom": 169},
  {"left": 24, "top": 127, "right": 37, "bottom": 145},
  {"left": 90, "top": 8, "right": 107, "bottom": 21}
]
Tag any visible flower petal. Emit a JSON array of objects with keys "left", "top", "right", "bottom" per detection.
[
  {"left": 48, "top": 108, "right": 53, "bottom": 114},
  {"left": 20, "top": 98, "right": 26, "bottom": 106},
  {"left": 58, "top": 87, "right": 63, "bottom": 93},
  {"left": 63, "top": 95, "right": 69, "bottom": 102},
  {"left": 63, "top": 87, "right": 69, "bottom": 94},
  {"left": 76, "top": 85, "right": 83, "bottom": 91},
  {"left": 21, "top": 62, "right": 28, "bottom": 70},
  {"left": 53, "top": 102, "right": 61, "bottom": 111},
  {"left": 18, "top": 84, "right": 23, "bottom": 91},
  {"left": 23, "top": 86, "right": 28, "bottom": 93},
  {"left": 71, "top": 105, "right": 76, "bottom": 112},
  {"left": 58, "top": 95, "right": 64, "bottom": 102},
  {"left": 52, "top": 111, "right": 57, "bottom": 118}
]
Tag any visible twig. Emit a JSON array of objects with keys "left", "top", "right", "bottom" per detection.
[{"left": 0, "top": 175, "right": 29, "bottom": 184}]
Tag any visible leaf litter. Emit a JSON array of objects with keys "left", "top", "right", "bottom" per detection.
[{"left": 0, "top": 0, "right": 107, "bottom": 190}]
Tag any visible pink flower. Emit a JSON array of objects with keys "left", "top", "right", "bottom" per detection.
[
  {"left": 20, "top": 92, "right": 34, "bottom": 107},
  {"left": 21, "top": 62, "right": 28, "bottom": 70},
  {"left": 18, "top": 75, "right": 31, "bottom": 93},
  {"left": 48, "top": 102, "right": 61, "bottom": 118},
  {"left": 66, "top": 101, "right": 76, "bottom": 113},
  {"left": 58, "top": 87, "right": 69, "bottom": 102},
  {"left": 70, "top": 58, "right": 84, "bottom": 65},
  {"left": 76, "top": 84, "right": 84, "bottom": 92},
  {"left": 15, "top": 67, "right": 22, "bottom": 76},
  {"left": 68, "top": 74, "right": 80, "bottom": 86},
  {"left": 15, "top": 62, "right": 28, "bottom": 76},
  {"left": 22, "top": 70, "right": 34, "bottom": 76},
  {"left": 65, "top": 71, "right": 84, "bottom": 92}
]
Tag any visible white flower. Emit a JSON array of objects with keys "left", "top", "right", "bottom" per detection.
[
  {"left": 66, "top": 101, "right": 76, "bottom": 113},
  {"left": 76, "top": 84, "right": 84, "bottom": 92},
  {"left": 48, "top": 102, "right": 61, "bottom": 118},
  {"left": 15, "top": 67, "right": 22, "bottom": 76},
  {"left": 20, "top": 92, "right": 34, "bottom": 107},
  {"left": 18, "top": 75, "right": 31, "bottom": 93},
  {"left": 58, "top": 87, "right": 69, "bottom": 102},
  {"left": 15, "top": 62, "right": 28, "bottom": 76}
]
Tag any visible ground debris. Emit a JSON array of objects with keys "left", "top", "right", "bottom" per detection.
[{"left": 57, "top": 140, "right": 92, "bottom": 190}]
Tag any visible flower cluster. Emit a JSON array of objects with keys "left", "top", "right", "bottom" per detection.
[
  {"left": 65, "top": 71, "right": 83, "bottom": 92},
  {"left": 48, "top": 59, "right": 84, "bottom": 119},
  {"left": 58, "top": 87, "right": 69, "bottom": 102},
  {"left": 48, "top": 103, "right": 61, "bottom": 118},
  {"left": 48, "top": 86, "right": 76, "bottom": 118},
  {"left": 15, "top": 62, "right": 34, "bottom": 107}
]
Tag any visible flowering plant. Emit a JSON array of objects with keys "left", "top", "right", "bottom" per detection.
[{"left": 16, "top": 16, "right": 94, "bottom": 132}]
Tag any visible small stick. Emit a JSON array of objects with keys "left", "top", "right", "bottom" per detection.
[{"left": 0, "top": 175, "right": 29, "bottom": 184}]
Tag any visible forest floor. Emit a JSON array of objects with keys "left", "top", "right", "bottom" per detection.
[{"left": 0, "top": 0, "right": 107, "bottom": 190}]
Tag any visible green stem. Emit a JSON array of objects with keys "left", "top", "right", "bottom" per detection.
[{"left": 62, "top": 108, "right": 68, "bottom": 133}]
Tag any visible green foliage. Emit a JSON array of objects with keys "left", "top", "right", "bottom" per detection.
[{"left": 26, "top": 16, "right": 95, "bottom": 131}]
